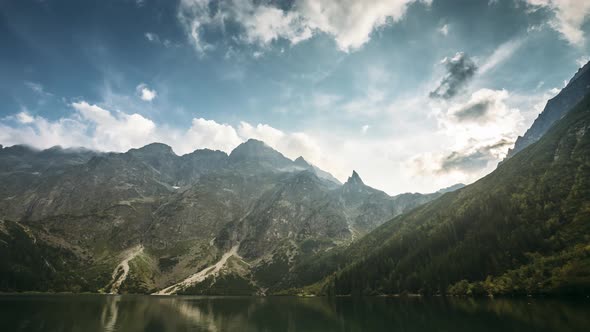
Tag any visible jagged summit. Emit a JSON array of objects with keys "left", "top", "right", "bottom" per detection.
[
  {"left": 345, "top": 170, "right": 364, "bottom": 186},
  {"left": 294, "top": 156, "right": 311, "bottom": 168}
]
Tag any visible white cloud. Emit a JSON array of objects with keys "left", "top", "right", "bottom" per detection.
[
  {"left": 413, "top": 89, "right": 524, "bottom": 177},
  {"left": 16, "top": 112, "right": 34, "bottom": 124},
  {"left": 232, "top": 1, "right": 313, "bottom": 46},
  {"left": 525, "top": 0, "right": 590, "bottom": 45},
  {"left": 136, "top": 83, "right": 157, "bottom": 101},
  {"left": 178, "top": 0, "right": 430, "bottom": 53},
  {"left": 296, "top": 0, "right": 430, "bottom": 51},
  {"left": 145, "top": 32, "right": 159, "bottom": 42},
  {"left": 577, "top": 55, "right": 590, "bottom": 67},
  {"left": 0, "top": 115, "right": 90, "bottom": 150},
  {"left": 181, "top": 118, "right": 243, "bottom": 153},
  {"left": 72, "top": 101, "right": 157, "bottom": 152},
  {"left": 361, "top": 124, "right": 370, "bottom": 134},
  {"left": 479, "top": 38, "right": 524, "bottom": 74},
  {"left": 443, "top": 89, "right": 522, "bottom": 146},
  {"left": 144, "top": 32, "right": 176, "bottom": 48},
  {"left": 439, "top": 24, "right": 449, "bottom": 36}
]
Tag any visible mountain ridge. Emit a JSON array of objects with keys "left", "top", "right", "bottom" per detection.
[
  {"left": 505, "top": 60, "right": 590, "bottom": 160},
  {"left": 0, "top": 137, "right": 455, "bottom": 294}
]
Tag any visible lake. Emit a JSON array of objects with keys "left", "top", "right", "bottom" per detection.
[{"left": 0, "top": 295, "right": 588, "bottom": 331}]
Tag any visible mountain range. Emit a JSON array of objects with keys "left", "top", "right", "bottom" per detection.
[
  {"left": 1, "top": 62, "right": 589, "bottom": 297},
  {"left": 0, "top": 138, "right": 453, "bottom": 294}
]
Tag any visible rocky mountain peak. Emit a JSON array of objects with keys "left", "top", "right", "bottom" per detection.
[
  {"left": 230, "top": 139, "right": 271, "bottom": 157},
  {"left": 228, "top": 139, "right": 293, "bottom": 170},
  {"left": 345, "top": 170, "right": 364, "bottom": 186},
  {"left": 294, "top": 156, "right": 311, "bottom": 168},
  {"left": 129, "top": 142, "right": 175, "bottom": 156}
]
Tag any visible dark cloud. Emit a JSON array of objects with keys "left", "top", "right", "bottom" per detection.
[
  {"left": 453, "top": 100, "right": 492, "bottom": 122},
  {"left": 430, "top": 52, "right": 477, "bottom": 99},
  {"left": 438, "top": 139, "right": 512, "bottom": 173}
]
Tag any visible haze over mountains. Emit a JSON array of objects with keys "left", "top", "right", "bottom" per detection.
[{"left": 1, "top": 62, "right": 589, "bottom": 296}]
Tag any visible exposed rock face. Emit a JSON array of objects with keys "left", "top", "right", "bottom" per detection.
[
  {"left": 0, "top": 141, "right": 450, "bottom": 294},
  {"left": 505, "top": 61, "right": 590, "bottom": 160}
]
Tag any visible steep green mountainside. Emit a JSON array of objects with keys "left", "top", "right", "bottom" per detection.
[
  {"left": 311, "top": 93, "right": 590, "bottom": 297},
  {"left": 0, "top": 139, "right": 447, "bottom": 294}
]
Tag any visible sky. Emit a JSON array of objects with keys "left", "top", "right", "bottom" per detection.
[{"left": 1, "top": 0, "right": 589, "bottom": 195}]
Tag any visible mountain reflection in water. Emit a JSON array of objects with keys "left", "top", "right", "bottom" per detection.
[{"left": 1, "top": 295, "right": 589, "bottom": 332}]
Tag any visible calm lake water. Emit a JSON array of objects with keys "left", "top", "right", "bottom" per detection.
[{"left": 0, "top": 295, "right": 588, "bottom": 332}]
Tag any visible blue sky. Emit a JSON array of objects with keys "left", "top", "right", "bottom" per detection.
[{"left": 1, "top": 0, "right": 589, "bottom": 194}]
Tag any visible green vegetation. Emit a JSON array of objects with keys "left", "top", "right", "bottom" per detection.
[{"left": 0, "top": 220, "right": 96, "bottom": 292}]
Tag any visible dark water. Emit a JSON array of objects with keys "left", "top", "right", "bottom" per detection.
[{"left": 0, "top": 295, "right": 589, "bottom": 332}]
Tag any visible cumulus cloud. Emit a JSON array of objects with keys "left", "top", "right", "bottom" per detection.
[
  {"left": 525, "top": 0, "right": 590, "bottom": 45},
  {"left": 442, "top": 89, "right": 522, "bottom": 144},
  {"left": 182, "top": 118, "right": 243, "bottom": 153},
  {"left": 136, "top": 83, "right": 157, "bottom": 101},
  {"left": 429, "top": 52, "right": 478, "bottom": 99},
  {"left": 178, "top": 0, "right": 429, "bottom": 53},
  {"left": 295, "top": 0, "right": 429, "bottom": 51},
  {"left": 72, "top": 101, "right": 157, "bottom": 151},
  {"left": 413, "top": 89, "right": 523, "bottom": 176}
]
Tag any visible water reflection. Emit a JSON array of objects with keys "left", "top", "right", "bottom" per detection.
[{"left": 0, "top": 295, "right": 588, "bottom": 332}]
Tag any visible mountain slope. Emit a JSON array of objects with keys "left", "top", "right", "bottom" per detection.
[
  {"left": 505, "top": 60, "right": 590, "bottom": 159},
  {"left": 313, "top": 92, "right": 590, "bottom": 296}
]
